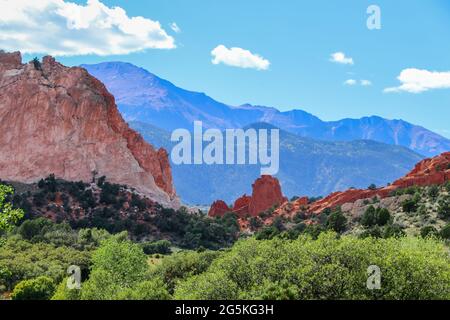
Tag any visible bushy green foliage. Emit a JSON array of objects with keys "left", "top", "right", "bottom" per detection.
[
  {"left": 141, "top": 240, "right": 172, "bottom": 255},
  {"left": 153, "top": 250, "right": 221, "bottom": 294},
  {"left": 445, "top": 181, "right": 450, "bottom": 193},
  {"left": 420, "top": 226, "right": 439, "bottom": 238},
  {"left": 79, "top": 233, "right": 172, "bottom": 300},
  {"left": 0, "top": 184, "right": 24, "bottom": 231},
  {"left": 437, "top": 195, "right": 450, "bottom": 219},
  {"left": 14, "top": 218, "right": 111, "bottom": 250},
  {"left": 153, "top": 208, "right": 239, "bottom": 250},
  {"left": 11, "top": 276, "right": 55, "bottom": 300},
  {"left": 0, "top": 238, "right": 91, "bottom": 291},
  {"left": 51, "top": 278, "right": 81, "bottom": 300},
  {"left": 402, "top": 198, "right": 419, "bottom": 213},
  {"left": 428, "top": 185, "right": 440, "bottom": 199},
  {"left": 361, "top": 206, "right": 391, "bottom": 227},
  {"left": 174, "top": 233, "right": 450, "bottom": 300},
  {"left": 326, "top": 210, "right": 347, "bottom": 233},
  {"left": 116, "top": 278, "right": 171, "bottom": 300},
  {"left": 441, "top": 223, "right": 450, "bottom": 240}
]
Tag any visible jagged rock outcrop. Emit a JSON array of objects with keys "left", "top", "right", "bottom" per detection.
[
  {"left": 231, "top": 195, "right": 251, "bottom": 216},
  {"left": 208, "top": 175, "right": 288, "bottom": 218},
  {"left": 208, "top": 200, "right": 231, "bottom": 217},
  {"left": 0, "top": 51, "right": 179, "bottom": 208}
]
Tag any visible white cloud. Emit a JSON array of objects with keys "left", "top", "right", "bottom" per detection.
[
  {"left": 211, "top": 45, "right": 270, "bottom": 70},
  {"left": 344, "top": 79, "right": 372, "bottom": 87},
  {"left": 170, "top": 22, "right": 181, "bottom": 33},
  {"left": 0, "top": 0, "right": 175, "bottom": 56},
  {"left": 384, "top": 68, "right": 450, "bottom": 93},
  {"left": 330, "top": 52, "right": 354, "bottom": 65},
  {"left": 344, "top": 79, "right": 357, "bottom": 86}
]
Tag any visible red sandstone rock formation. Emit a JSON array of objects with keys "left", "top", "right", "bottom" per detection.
[
  {"left": 0, "top": 51, "right": 178, "bottom": 208},
  {"left": 248, "top": 175, "right": 288, "bottom": 217},
  {"left": 305, "top": 152, "right": 450, "bottom": 214},
  {"left": 208, "top": 175, "right": 288, "bottom": 218},
  {"left": 233, "top": 195, "right": 251, "bottom": 216},
  {"left": 208, "top": 200, "right": 231, "bottom": 217}
]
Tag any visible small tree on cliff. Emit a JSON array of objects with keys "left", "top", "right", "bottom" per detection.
[
  {"left": 0, "top": 184, "right": 24, "bottom": 231},
  {"left": 32, "top": 57, "right": 42, "bottom": 71}
]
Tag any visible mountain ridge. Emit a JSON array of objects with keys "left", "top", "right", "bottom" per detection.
[
  {"left": 82, "top": 61, "right": 450, "bottom": 157},
  {"left": 130, "top": 121, "right": 424, "bottom": 205}
]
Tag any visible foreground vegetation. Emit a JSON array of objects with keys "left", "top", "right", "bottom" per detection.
[{"left": 1, "top": 181, "right": 450, "bottom": 300}]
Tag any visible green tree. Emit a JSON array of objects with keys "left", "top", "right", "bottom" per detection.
[
  {"left": 428, "top": 185, "right": 440, "bottom": 199},
  {"left": 441, "top": 223, "right": 450, "bottom": 240},
  {"left": 80, "top": 234, "right": 149, "bottom": 299},
  {"left": 51, "top": 278, "right": 81, "bottom": 300},
  {"left": 11, "top": 276, "right": 55, "bottom": 300},
  {"left": 0, "top": 184, "right": 24, "bottom": 231},
  {"left": 326, "top": 210, "right": 347, "bottom": 233},
  {"left": 361, "top": 206, "right": 377, "bottom": 227},
  {"left": 402, "top": 198, "right": 418, "bottom": 213},
  {"left": 376, "top": 208, "right": 391, "bottom": 226},
  {"left": 437, "top": 196, "right": 450, "bottom": 219},
  {"left": 420, "top": 226, "right": 439, "bottom": 238},
  {"left": 116, "top": 279, "right": 171, "bottom": 300},
  {"left": 174, "top": 233, "right": 450, "bottom": 300}
]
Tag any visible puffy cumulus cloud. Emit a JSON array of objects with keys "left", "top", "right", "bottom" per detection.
[
  {"left": 211, "top": 45, "right": 270, "bottom": 70},
  {"left": 361, "top": 79, "right": 372, "bottom": 86},
  {"left": 0, "top": 0, "right": 175, "bottom": 56},
  {"left": 384, "top": 68, "right": 450, "bottom": 93},
  {"left": 330, "top": 52, "right": 354, "bottom": 65}
]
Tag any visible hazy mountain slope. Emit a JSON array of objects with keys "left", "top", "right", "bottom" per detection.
[
  {"left": 130, "top": 121, "right": 424, "bottom": 205},
  {"left": 82, "top": 62, "right": 450, "bottom": 157}
]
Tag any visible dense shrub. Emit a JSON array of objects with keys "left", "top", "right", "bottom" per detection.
[
  {"left": 141, "top": 240, "right": 172, "bottom": 255},
  {"left": 326, "top": 210, "right": 347, "bottom": 233},
  {"left": 420, "top": 226, "right": 439, "bottom": 238},
  {"left": 402, "top": 198, "right": 418, "bottom": 213},
  {"left": 437, "top": 196, "right": 450, "bottom": 219},
  {"left": 11, "top": 276, "right": 55, "bottom": 300},
  {"left": 0, "top": 238, "right": 91, "bottom": 291},
  {"left": 174, "top": 233, "right": 450, "bottom": 300},
  {"left": 441, "top": 224, "right": 450, "bottom": 240},
  {"left": 361, "top": 206, "right": 391, "bottom": 227},
  {"left": 153, "top": 250, "right": 221, "bottom": 294}
]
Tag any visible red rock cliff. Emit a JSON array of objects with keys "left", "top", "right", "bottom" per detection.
[
  {"left": 208, "top": 175, "right": 288, "bottom": 218},
  {"left": 0, "top": 51, "right": 179, "bottom": 208}
]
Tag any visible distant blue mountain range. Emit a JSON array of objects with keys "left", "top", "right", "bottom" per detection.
[
  {"left": 80, "top": 62, "right": 445, "bottom": 204},
  {"left": 82, "top": 62, "right": 450, "bottom": 158}
]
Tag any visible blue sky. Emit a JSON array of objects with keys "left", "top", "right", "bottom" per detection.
[{"left": 12, "top": 0, "right": 450, "bottom": 137}]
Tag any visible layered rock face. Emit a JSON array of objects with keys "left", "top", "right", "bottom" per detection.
[
  {"left": 208, "top": 175, "right": 287, "bottom": 218},
  {"left": 0, "top": 51, "right": 178, "bottom": 208}
]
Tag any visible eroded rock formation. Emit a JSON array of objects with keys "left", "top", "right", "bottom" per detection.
[{"left": 0, "top": 51, "right": 179, "bottom": 208}]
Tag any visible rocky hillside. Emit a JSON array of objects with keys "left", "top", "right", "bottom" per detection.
[
  {"left": 210, "top": 152, "right": 450, "bottom": 237},
  {"left": 0, "top": 51, "right": 178, "bottom": 208},
  {"left": 83, "top": 61, "right": 450, "bottom": 157},
  {"left": 6, "top": 175, "right": 239, "bottom": 249}
]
